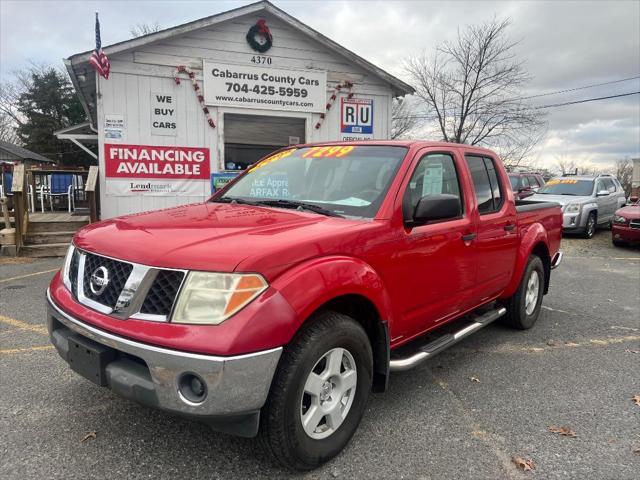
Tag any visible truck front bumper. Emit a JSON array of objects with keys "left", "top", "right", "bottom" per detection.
[{"left": 47, "top": 289, "right": 282, "bottom": 437}]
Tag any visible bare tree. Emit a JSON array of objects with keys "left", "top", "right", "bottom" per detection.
[
  {"left": 391, "top": 97, "right": 420, "bottom": 139},
  {"left": 554, "top": 155, "right": 608, "bottom": 176},
  {"left": 130, "top": 22, "right": 162, "bottom": 38},
  {"left": 404, "top": 18, "right": 546, "bottom": 165},
  {"left": 554, "top": 156, "right": 578, "bottom": 175},
  {"left": 615, "top": 158, "right": 633, "bottom": 197}
]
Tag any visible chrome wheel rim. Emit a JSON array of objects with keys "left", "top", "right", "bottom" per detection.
[
  {"left": 587, "top": 216, "right": 595, "bottom": 237},
  {"left": 525, "top": 270, "right": 540, "bottom": 315},
  {"left": 300, "top": 347, "right": 357, "bottom": 440}
]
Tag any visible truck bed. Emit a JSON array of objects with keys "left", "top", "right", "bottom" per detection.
[{"left": 515, "top": 199, "right": 561, "bottom": 213}]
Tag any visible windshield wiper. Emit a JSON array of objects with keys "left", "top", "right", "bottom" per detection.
[
  {"left": 211, "top": 196, "right": 261, "bottom": 206},
  {"left": 255, "top": 199, "right": 344, "bottom": 218}
]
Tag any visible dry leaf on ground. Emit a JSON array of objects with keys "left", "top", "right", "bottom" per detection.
[
  {"left": 548, "top": 425, "right": 577, "bottom": 437},
  {"left": 564, "top": 341, "right": 580, "bottom": 347},
  {"left": 512, "top": 456, "right": 535, "bottom": 472},
  {"left": 624, "top": 349, "right": 639, "bottom": 354},
  {"left": 634, "top": 448, "right": 640, "bottom": 455},
  {"left": 81, "top": 431, "right": 97, "bottom": 443},
  {"left": 469, "top": 376, "right": 480, "bottom": 383},
  {"left": 633, "top": 395, "right": 640, "bottom": 407}
]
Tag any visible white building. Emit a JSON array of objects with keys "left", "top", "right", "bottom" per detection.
[{"left": 60, "top": 1, "right": 413, "bottom": 219}]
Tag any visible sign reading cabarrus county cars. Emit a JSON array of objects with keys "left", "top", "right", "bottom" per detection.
[{"left": 203, "top": 61, "right": 326, "bottom": 113}]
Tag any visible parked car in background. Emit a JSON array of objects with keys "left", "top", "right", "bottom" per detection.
[
  {"left": 508, "top": 172, "right": 546, "bottom": 200},
  {"left": 530, "top": 174, "right": 627, "bottom": 238},
  {"left": 612, "top": 198, "right": 640, "bottom": 246}
]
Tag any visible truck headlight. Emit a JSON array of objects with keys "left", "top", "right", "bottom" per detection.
[
  {"left": 564, "top": 203, "right": 581, "bottom": 214},
  {"left": 614, "top": 215, "right": 628, "bottom": 224},
  {"left": 171, "top": 272, "right": 268, "bottom": 325}
]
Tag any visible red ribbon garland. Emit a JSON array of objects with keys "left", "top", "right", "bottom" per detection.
[
  {"left": 174, "top": 66, "right": 216, "bottom": 128},
  {"left": 315, "top": 81, "right": 354, "bottom": 129}
]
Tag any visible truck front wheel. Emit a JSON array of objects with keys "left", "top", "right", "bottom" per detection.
[
  {"left": 502, "top": 254, "right": 545, "bottom": 330},
  {"left": 260, "top": 311, "right": 373, "bottom": 470}
]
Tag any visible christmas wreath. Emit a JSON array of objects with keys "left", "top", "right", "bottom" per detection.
[{"left": 246, "top": 19, "right": 273, "bottom": 53}]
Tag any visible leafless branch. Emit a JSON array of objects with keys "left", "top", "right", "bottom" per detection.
[{"left": 404, "top": 18, "right": 546, "bottom": 163}]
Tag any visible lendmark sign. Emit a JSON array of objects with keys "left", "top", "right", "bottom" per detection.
[
  {"left": 203, "top": 61, "right": 326, "bottom": 113},
  {"left": 104, "top": 144, "right": 211, "bottom": 196}
]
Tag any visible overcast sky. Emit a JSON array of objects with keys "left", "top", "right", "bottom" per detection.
[{"left": 1, "top": 0, "right": 639, "bottom": 169}]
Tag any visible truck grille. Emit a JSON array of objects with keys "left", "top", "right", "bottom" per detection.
[
  {"left": 65, "top": 247, "right": 186, "bottom": 321},
  {"left": 630, "top": 219, "right": 640, "bottom": 230},
  {"left": 82, "top": 252, "right": 133, "bottom": 308},
  {"left": 140, "top": 269, "right": 185, "bottom": 316}
]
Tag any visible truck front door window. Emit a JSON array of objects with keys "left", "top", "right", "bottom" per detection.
[{"left": 403, "top": 153, "right": 462, "bottom": 222}]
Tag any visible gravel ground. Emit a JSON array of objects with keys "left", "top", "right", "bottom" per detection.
[{"left": 1, "top": 230, "right": 639, "bottom": 479}]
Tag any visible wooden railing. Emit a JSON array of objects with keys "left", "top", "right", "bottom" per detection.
[
  {"left": 11, "top": 164, "right": 29, "bottom": 252},
  {"left": 86, "top": 166, "right": 99, "bottom": 223}
]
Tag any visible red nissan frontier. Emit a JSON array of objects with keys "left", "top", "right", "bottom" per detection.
[{"left": 47, "top": 141, "right": 563, "bottom": 470}]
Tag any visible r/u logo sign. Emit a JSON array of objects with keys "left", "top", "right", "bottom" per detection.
[{"left": 341, "top": 98, "right": 373, "bottom": 135}]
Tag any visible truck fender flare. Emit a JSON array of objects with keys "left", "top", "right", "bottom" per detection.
[
  {"left": 502, "top": 223, "right": 550, "bottom": 298},
  {"left": 272, "top": 256, "right": 394, "bottom": 391},
  {"left": 273, "top": 255, "right": 395, "bottom": 333}
]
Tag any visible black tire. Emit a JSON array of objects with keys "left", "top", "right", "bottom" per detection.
[
  {"left": 259, "top": 311, "right": 373, "bottom": 470},
  {"left": 582, "top": 212, "right": 597, "bottom": 238},
  {"left": 502, "top": 255, "right": 545, "bottom": 330},
  {"left": 612, "top": 239, "right": 627, "bottom": 247}
]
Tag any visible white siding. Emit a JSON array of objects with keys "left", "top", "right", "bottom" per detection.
[{"left": 97, "top": 11, "right": 394, "bottom": 218}]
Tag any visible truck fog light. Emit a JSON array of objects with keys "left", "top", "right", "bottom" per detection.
[{"left": 178, "top": 373, "right": 207, "bottom": 405}]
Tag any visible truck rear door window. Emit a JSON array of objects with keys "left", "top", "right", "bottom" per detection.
[{"left": 465, "top": 155, "right": 504, "bottom": 214}]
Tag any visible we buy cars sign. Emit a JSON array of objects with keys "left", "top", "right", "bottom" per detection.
[{"left": 104, "top": 144, "right": 211, "bottom": 196}]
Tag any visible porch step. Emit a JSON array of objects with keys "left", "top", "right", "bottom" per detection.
[
  {"left": 20, "top": 242, "right": 70, "bottom": 258},
  {"left": 29, "top": 220, "right": 88, "bottom": 233},
  {"left": 26, "top": 231, "right": 76, "bottom": 245}
]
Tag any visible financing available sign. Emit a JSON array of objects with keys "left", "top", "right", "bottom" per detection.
[
  {"left": 340, "top": 98, "right": 373, "bottom": 140},
  {"left": 104, "top": 143, "right": 211, "bottom": 196},
  {"left": 203, "top": 61, "right": 326, "bottom": 112}
]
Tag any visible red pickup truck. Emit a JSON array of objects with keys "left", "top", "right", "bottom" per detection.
[{"left": 47, "top": 141, "right": 562, "bottom": 470}]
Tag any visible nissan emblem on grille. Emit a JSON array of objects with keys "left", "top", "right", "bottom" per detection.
[{"left": 89, "top": 266, "right": 110, "bottom": 295}]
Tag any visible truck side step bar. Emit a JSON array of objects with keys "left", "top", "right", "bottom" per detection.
[{"left": 388, "top": 307, "right": 507, "bottom": 372}]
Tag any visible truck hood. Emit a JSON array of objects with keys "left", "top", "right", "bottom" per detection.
[
  {"left": 528, "top": 193, "right": 592, "bottom": 207},
  {"left": 73, "top": 202, "right": 371, "bottom": 277}
]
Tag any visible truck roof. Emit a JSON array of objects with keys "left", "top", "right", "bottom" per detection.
[{"left": 295, "top": 140, "right": 500, "bottom": 156}]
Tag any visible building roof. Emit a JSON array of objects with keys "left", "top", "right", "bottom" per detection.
[
  {"left": 65, "top": 0, "right": 414, "bottom": 127},
  {"left": 0, "top": 140, "right": 55, "bottom": 164}
]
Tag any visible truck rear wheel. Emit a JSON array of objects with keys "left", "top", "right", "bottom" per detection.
[
  {"left": 502, "top": 255, "right": 545, "bottom": 330},
  {"left": 259, "top": 311, "right": 373, "bottom": 470}
]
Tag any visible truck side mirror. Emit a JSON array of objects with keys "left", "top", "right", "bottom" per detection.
[
  {"left": 596, "top": 190, "right": 609, "bottom": 197},
  {"left": 411, "top": 194, "right": 461, "bottom": 225}
]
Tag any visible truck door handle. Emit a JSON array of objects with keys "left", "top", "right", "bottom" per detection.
[
  {"left": 461, "top": 233, "right": 476, "bottom": 242},
  {"left": 504, "top": 223, "right": 516, "bottom": 231}
]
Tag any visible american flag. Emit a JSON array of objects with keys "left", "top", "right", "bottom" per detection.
[{"left": 88, "top": 12, "right": 110, "bottom": 79}]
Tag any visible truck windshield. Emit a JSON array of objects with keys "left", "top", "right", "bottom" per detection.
[
  {"left": 508, "top": 175, "right": 521, "bottom": 189},
  {"left": 215, "top": 145, "right": 408, "bottom": 218},
  {"left": 537, "top": 179, "right": 594, "bottom": 196}
]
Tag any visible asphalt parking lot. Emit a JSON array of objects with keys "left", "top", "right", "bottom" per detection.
[{"left": 1, "top": 231, "right": 639, "bottom": 479}]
